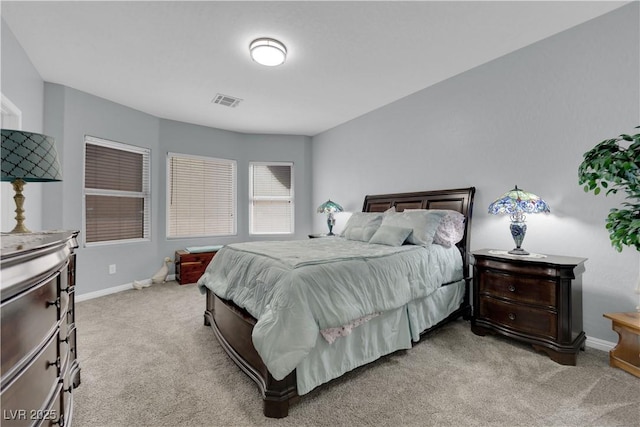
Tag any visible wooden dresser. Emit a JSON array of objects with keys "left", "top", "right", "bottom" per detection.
[
  {"left": 471, "top": 249, "right": 587, "bottom": 365},
  {"left": 1, "top": 231, "right": 80, "bottom": 427},
  {"left": 175, "top": 249, "right": 218, "bottom": 285}
]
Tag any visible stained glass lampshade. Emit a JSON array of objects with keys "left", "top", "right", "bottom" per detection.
[
  {"left": 2, "top": 129, "right": 63, "bottom": 233},
  {"left": 488, "top": 185, "right": 550, "bottom": 255},
  {"left": 317, "top": 199, "right": 343, "bottom": 235}
]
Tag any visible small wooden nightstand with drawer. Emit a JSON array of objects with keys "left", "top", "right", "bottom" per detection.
[
  {"left": 471, "top": 249, "right": 587, "bottom": 365},
  {"left": 175, "top": 249, "right": 218, "bottom": 285}
]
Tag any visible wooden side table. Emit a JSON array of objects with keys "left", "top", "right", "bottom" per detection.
[
  {"left": 471, "top": 249, "right": 587, "bottom": 365},
  {"left": 603, "top": 312, "right": 640, "bottom": 377},
  {"left": 175, "top": 249, "right": 218, "bottom": 285}
]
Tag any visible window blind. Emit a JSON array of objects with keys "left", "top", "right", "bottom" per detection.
[
  {"left": 168, "top": 153, "right": 236, "bottom": 238},
  {"left": 250, "top": 163, "right": 294, "bottom": 234},
  {"left": 84, "top": 136, "right": 150, "bottom": 244}
]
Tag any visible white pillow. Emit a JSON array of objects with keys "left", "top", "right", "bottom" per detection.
[
  {"left": 381, "top": 210, "right": 448, "bottom": 246},
  {"left": 341, "top": 212, "right": 383, "bottom": 242},
  {"left": 369, "top": 225, "right": 413, "bottom": 246}
]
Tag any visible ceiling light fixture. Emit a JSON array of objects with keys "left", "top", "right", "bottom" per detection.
[{"left": 249, "top": 38, "right": 287, "bottom": 67}]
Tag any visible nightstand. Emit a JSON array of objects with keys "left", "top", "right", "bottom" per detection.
[
  {"left": 471, "top": 249, "right": 587, "bottom": 365},
  {"left": 175, "top": 249, "right": 218, "bottom": 285}
]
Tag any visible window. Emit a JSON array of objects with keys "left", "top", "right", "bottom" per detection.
[
  {"left": 167, "top": 153, "right": 236, "bottom": 238},
  {"left": 250, "top": 162, "right": 294, "bottom": 234},
  {"left": 84, "top": 136, "right": 150, "bottom": 245},
  {"left": 1, "top": 94, "right": 22, "bottom": 129}
]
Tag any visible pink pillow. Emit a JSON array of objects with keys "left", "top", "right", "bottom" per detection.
[{"left": 433, "top": 210, "right": 465, "bottom": 247}]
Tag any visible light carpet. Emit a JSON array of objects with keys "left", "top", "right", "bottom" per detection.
[{"left": 73, "top": 281, "right": 639, "bottom": 427}]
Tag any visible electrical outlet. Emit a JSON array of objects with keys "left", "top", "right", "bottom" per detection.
[{"left": 109, "top": 264, "right": 116, "bottom": 274}]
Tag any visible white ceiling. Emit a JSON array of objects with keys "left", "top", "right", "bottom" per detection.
[{"left": 1, "top": 1, "right": 628, "bottom": 136}]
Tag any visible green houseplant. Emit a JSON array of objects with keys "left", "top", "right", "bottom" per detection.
[{"left": 578, "top": 127, "right": 640, "bottom": 252}]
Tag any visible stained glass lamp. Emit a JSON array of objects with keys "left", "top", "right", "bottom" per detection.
[
  {"left": 317, "top": 199, "right": 343, "bottom": 236},
  {"left": 1, "top": 129, "right": 63, "bottom": 233},
  {"left": 488, "top": 185, "right": 550, "bottom": 255}
]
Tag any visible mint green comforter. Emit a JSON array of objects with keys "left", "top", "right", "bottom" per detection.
[{"left": 198, "top": 238, "right": 462, "bottom": 381}]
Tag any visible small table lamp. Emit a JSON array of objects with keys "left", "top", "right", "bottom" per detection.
[
  {"left": 317, "top": 199, "right": 343, "bottom": 235},
  {"left": 488, "top": 185, "right": 550, "bottom": 255},
  {"left": 2, "top": 129, "right": 63, "bottom": 233}
]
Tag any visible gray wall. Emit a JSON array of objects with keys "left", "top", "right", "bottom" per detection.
[
  {"left": 311, "top": 4, "right": 640, "bottom": 343},
  {"left": 43, "top": 84, "right": 161, "bottom": 294},
  {"left": 1, "top": 18, "right": 45, "bottom": 231},
  {"left": 38, "top": 86, "right": 312, "bottom": 296}
]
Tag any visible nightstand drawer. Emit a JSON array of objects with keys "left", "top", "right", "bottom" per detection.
[
  {"left": 478, "top": 270, "right": 556, "bottom": 308},
  {"left": 478, "top": 296, "right": 557, "bottom": 340}
]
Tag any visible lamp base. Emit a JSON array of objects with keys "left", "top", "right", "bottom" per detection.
[
  {"left": 10, "top": 179, "right": 31, "bottom": 234},
  {"left": 9, "top": 224, "right": 31, "bottom": 234},
  {"left": 508, "top": 247, "right": 530, "bottom": 256},
  {"left": 326, "top": 213, "right": 336, "bottom": 236}
]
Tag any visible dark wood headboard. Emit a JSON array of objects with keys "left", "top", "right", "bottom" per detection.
[{"left": 362, "top": 187, "right": 476, "bottom": 275}]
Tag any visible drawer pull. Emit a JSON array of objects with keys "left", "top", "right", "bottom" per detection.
[
  {"left": 60, "top": 336, "right": 69, "bottom": 344},
  {"left": 508, "top": 285, "right": 516, "bottom": 292},
  {"left": 508, "top": 313, "right": 516, "bottom": 321},
  {"left": 48, "top": 357, "right": 61, "bottom": 370},
  {"left": 47, "top": 297, "right": 61, "bottom": 308}
]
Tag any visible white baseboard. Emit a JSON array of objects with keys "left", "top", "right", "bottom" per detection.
[
  {"left": 585, "top": 335, "right": 615, "bottom": 352},
  {"left": 76, "top": 282, "right": 135, "bottom": 302},
  {"left": 76, "top": 274, "right": 177, "bottom": 302}
]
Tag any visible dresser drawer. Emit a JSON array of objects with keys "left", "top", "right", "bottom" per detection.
[
  {"left": 45, "top": 386, "right": 64, "bottom": 427},
  {"left": 1, "top": 274, "right": 60, "bottom": 377},
  {"left": 1, "top": 333, "right": 60, "bottom": 427},
  {"left": 478, "top": 269, "right": 556, "bottom": 307},
  {"left": 59, "top": 324, "right": 73, "bottom": 384},
  {"left": 478, "top": 296, "right": 557, "bottom": 340},
  {"left": 66, "top": 288, "right": 76, "bottom": 325},
  {"left": 61, "top": 344, "right": 77, "bottom": 427}
]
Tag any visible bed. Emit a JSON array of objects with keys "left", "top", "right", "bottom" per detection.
[{"left": 199, "top": 187, "right": 475, "bottom": 418}]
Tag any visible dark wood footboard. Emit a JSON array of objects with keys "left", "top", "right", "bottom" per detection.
[{"left": 204, "top": 289, "right": 298, "bottom": 418}]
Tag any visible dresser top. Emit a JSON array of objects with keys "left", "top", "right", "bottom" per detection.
[
  {"left": 472, "top": 248, "right": 587, "bottom": 267},
  {"left": 1, "top": 230, "right": 78, "bottom": 258}
]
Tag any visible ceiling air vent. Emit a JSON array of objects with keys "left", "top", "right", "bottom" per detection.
[{"left": 212, "top": 93, "right": 242, "bottom": 108}]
